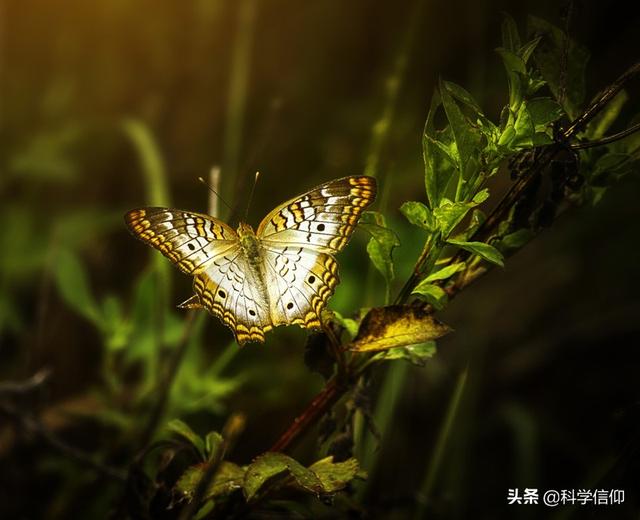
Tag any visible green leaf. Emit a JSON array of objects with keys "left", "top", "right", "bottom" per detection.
[
  {"left": 499, "top": 229, "right": 534, "bottom": 250},
  {"left": 121, "top": 118, "right": 170, "bottom": 207},
  {"left": 440, "top": 78, "right": 482, "bottom": 178},
  {"left": 519, "top": 36, "right": 542, "bottom": 64},
  {"left": 371, "top": 341, "right": 437, "bottom": 367},
  {"left": 427, "top": 134, "right": 458, "bottom": 165},
  {"left": 587, "top": 90, "right": 629, "bottom": 139},
  {"left": 501, "top": 13, "right": 521, "bottom": 52},
  {"left": 331, "top": 310, "right": 359, "bottom": 338},
  {"left": 308, "top": 457, "right": 362, "bottom": 493},
  {"left": 411, "top": 281, "right": 448, "bottom": 310},
  {"left": 101, "top": 296, "right": 130, "bottom": 351},
  {"left": 472, "top": 188, "right": 490, "bottom": 204},
  {"left": 590, "top": 152, "right": 639, "bottom": 185},
  {"left": 360, "top": 211, "right": 400, "bottom": 295},
  {"left": 442, "top": 81, "right": 482, "bottom": 114},
  {"left": 424, "top": 262, "right": 466, "bottom": 283},
  {"left": 496, "top": 48, "right": 526, "bottom": 110},
  {"left": 528, "top": 16, "right": 590, "bottom": 119},
  {"left": 423, "top": 91, "right": 456, "bottom": 207},
  {"left": 166, "top": 419, "right": 205, "bottom": 459},
  {"left": 433, "top": 199, "right": 472, "bottom": 237},
  {"left": 498, "top": 125, "right": 516, "bottom": 147},
  {"left": 124, "top": 270, "right": 158, "bottom": 365},
  {"left": 446, "top": 239, "right": 505, "bottom": 267},
  {"left": 194, "top": 501, "right": 214, "bottom": 520},
  {"left": 527, "top": 97, "right": 564, "bottom": 130},
  {"left": 53, "top": 248, "right": 102, "bottom": 326},
  {"left": 531, "top": 132, "right": 554, "bottom": 146},
  {"left": 176, "top": 461, "right": 245, "bottom": 501},
  {"left": 205, "top": 431, "right": 224, "bottom": 462},
  {"left": 244, "top": 453, "right": 323, "bottom": 501},
  {"left": 513, "top": 103, "right": 535, "bottom": 147},
  {"left": 351, "top": 305, "right": 451, "bottom": 352},
  {"left": 400, "top": 201, "right": 434, "bottom": 230}
]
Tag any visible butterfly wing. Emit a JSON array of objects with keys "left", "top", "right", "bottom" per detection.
[
  {"left": 125, "top": 207, "right": 238, "bottom": 275},
  {"left": 256, "top": 176, "right": 377, "bottom": 254},
  {"left": 257, "top": 176, "right": 376, "bottom": 329},
  {"left": 261, "top": 245, "right": 339, "bottom": 330},
  {"left": 125, "top": 176, "right": 377, "bottom": 342},
  {"left": 125, "top": 207, "right": 270, "bottom": 344},
  {"left": 193, "top": 253, "right": 273, "bottom": 344}
]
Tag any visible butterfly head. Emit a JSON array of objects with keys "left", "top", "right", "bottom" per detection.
[{"left": 237, "top": 222, "right": 256, "bottom": 238}]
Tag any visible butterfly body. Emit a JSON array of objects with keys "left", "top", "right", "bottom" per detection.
[
  {"left": 125, "top": 176, "right": 376, "bottom": 344},
  {"left": 237, "top": 223, "right": 264, "bottom": 271}
]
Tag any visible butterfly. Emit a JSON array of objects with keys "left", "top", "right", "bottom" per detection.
[{"left": 125, "top": 176, "right": 377, "bottom": 344}]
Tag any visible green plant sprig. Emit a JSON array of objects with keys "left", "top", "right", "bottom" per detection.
[{"left": 264, "top": 15, "right": 640, "bottom": 466}]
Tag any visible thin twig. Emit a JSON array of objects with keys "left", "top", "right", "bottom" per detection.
[
  {"left": 0, "top": 368, "right": 51, "bottom": 395},
  {"left": 557, "top": 0, "right": 574, "bottom": 107},
  {"left": 322, "top": 322, "right": 348, "bottom": 383},
  {"left": 562, "top": 61, "right": 640, "bottom": 138},
  {"left": 570, "top": 121, "right": 640, "bottom": 149},
  {"left": 269, "top": 377, "right": 343, "bottom": 453}
]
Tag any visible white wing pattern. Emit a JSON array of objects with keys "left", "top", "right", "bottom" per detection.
[
  {"left": 125, "top": 176, "right": 377, "bottom": 344},
  {"left": 124, "top": 208, "right": 238, "bottom": 274}
]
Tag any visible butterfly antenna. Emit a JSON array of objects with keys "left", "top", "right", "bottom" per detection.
[
  {"left": 198, "top": 170, "right": 233, "bottom": 217},
  {"left": 242, "top": 171, "right": 260, "bottom": 222}
]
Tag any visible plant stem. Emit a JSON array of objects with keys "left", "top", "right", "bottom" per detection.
[
  {"left": 269, "top": 377, "right": 344, "bottom": 453},
  {"left": 562, "top": 61, "right": 640, "bottom": 138},
  {"left": 570, "top": 120, "right": 640, "bottom": 149},
  {"left": 323, "top": 322, "right": 348, "bottom": 383},
  {"left": 395, "top": 233, "right": 435, "bottom": 304}
]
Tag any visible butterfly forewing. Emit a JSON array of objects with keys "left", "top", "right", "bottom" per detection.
[
  {"left": 256, "top": 176, "right": 377, "bottom": 254},
  {"left": 125, "top": 208, "right": 238, "bottom": 275}
]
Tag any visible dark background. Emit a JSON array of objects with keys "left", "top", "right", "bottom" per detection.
[{"left": 1, "top": 0, "right": 639, "bottom": 518}]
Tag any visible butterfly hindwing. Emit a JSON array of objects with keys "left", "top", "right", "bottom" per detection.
[
  {"left": 256, "top": 176, "right": 377, "bottom": 253},
  {"left": 262, "top": 246, "right": 339, "bottom": 330},
  {"left": 193, "top": 250, "right": 273, "bottom": 344},
  {"left": 125, "top": 207, "right": 238, "bottom": 274}
]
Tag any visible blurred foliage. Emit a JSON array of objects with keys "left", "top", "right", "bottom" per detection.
[{"left": 1, "top": 1, "right": 640, "bottom": 519}]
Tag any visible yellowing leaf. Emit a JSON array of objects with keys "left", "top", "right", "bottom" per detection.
[{"left": 350, "top": 305, "right": 452, "bottom": 353}]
